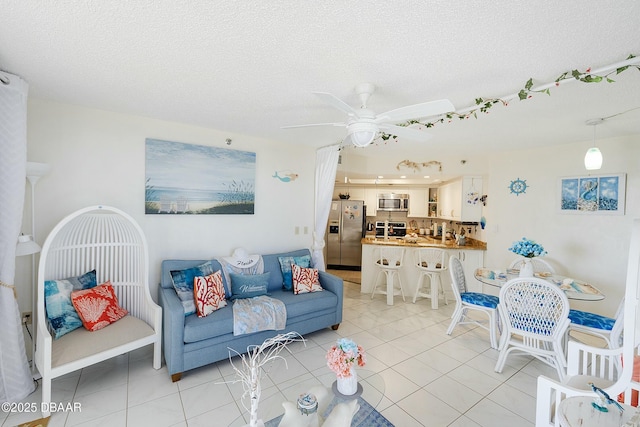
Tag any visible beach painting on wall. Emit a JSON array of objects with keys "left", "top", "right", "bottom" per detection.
[
  {"left": 559, "top": 173, "right": 626, "bottom": 215},
  {"left": 145, "top": 139, "right": 256, "bottom": 214}
]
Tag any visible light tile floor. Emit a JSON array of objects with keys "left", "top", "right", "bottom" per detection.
[{"left": 2, "top": 276, "right": 563, "bottom": 427}]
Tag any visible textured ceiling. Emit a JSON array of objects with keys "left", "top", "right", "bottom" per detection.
[{"left": 1, "top": 1, "right": 640, "bottom": 180}]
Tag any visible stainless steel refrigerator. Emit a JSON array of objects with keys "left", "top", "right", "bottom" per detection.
[{"left": 326, "top": 200, "right": 365, "bottom": 267}]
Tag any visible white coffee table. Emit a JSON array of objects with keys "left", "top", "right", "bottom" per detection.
[
  {"left": 230, "top": 370, "right": 385, "bottom": 427},
  {"left": 558, "top": 396, "right": 636, "bottom": 427}
]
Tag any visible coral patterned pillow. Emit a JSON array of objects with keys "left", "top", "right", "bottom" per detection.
[
  {"left": 71, "top": 281, "right": 128, "bottom": 331},
  {"left": 193, "top": 271, "right": 227, "bottom": 317},
  {"left": 292, "top": 263, "right": 323, "bottom": 295}
]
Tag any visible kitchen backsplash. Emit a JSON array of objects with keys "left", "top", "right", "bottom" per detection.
[{"left": 367, "top": 213, "right": 484, "bottom": 241}]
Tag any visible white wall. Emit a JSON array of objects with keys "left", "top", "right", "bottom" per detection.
[
  {"left": 18, "top": 100, "right": 319, "bottom": 313},
  {"left": 16, "top": 99, "right": 640, "bottom": 322},
  {"left": 483, "top": 136, "right": 640, "bottom": 315}
]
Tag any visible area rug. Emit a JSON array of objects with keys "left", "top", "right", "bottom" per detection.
[{"left": 265, "top": 395, "right": 394, "bottom": 426}]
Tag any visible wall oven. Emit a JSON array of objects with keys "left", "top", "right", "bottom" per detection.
[{"left": 377, "top": 193, "right": 409, "bottom": 212}]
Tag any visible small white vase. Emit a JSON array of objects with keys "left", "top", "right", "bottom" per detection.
[
  {"left": 519, "top": 258, "right": 534, "bottom": 278},
  {"left": 336, "top": 367, "right": 358, "bottom": 395}
]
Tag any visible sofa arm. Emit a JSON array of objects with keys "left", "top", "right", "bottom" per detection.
[
  {"left": 158, "top": 287, "right": 186, "bottom": 376},
  {"left": 319, "top": 271, "right": 343, "bottom": 325}
]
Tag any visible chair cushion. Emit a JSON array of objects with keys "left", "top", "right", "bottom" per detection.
[
  {"left": 461, "top": 292, "right": 499, "bottom": 308},
  {"left": 44, "top": 269, "right": 97, "bottom": 339},
  {"left": 71, "top": 281, "right": 128, "bottom": 331},
  {"left": 194, "top": 271, "right": 227, "bottom": 317},
  {"left": 170, "top": 261, "right": 216, "bottom": 316},
  {"left": 229, "top": 272, "right": 270, "bottom": 299},
  {"left": 292, "top": 264, "right": 322, "bottom": 295},
  {"left": 278, "top": 255, "right": 311, "bottom": 291},
  {"left": 568, "top": 309, "right": 615, "bottom": 330}
]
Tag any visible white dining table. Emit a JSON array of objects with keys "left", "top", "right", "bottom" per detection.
[{"left": 474, "top": 268, "right": 605, "bottom": 301}]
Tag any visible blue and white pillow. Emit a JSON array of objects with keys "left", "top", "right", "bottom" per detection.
[
  {"left": 170, "top": 261, "right": 215, "bottom": 316},
  {"left": 44, "top": 269, "right": 97, "bottom": 339},
  {"left": 278, "top": 255, "right": 311, "bottom": 291},
  {"left": 229, "top": 272, "right": 270, "bottom": 299}
]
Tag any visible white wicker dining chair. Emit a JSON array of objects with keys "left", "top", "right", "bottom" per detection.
[
  {"left": 35, "top": 205, "right": 162, "bottom": 417},
  {"left": 446, "top": 256, "right": 500, "bottom": 349},
  {"left": 495, "top": 277, "right": 571, "bottom": 381},
  {"left": 535, "top": 218, "right": 640, "bottom": 426}
]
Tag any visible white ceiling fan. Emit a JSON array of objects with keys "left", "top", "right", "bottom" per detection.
[{"left": 282, "top": 83, "right": 455, "bottom": 147}]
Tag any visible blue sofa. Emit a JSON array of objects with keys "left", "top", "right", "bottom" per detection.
[{"left": 159, "top": 249, "right": 343, "bottom": 381}]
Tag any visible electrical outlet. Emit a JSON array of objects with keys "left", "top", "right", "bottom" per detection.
[{"left": 22, "top": 311, "right": 32, "bottom": 325}]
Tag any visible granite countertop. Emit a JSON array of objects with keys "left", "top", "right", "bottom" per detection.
[{"left": 361, "top": 236, "right": 486, "bottom": 250}]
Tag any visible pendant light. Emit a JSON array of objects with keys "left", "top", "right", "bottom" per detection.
[{"left": 584, "top": 118, "right": 603, "bottom": 170}]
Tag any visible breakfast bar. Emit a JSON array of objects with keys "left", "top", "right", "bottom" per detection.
[{"left": 360, "top": 236, "right": 487, "bottom": 305}]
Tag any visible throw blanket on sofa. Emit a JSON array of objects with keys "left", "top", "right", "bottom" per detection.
[{"left": 232, "top": 295, "right": 286, "bottom": 336}]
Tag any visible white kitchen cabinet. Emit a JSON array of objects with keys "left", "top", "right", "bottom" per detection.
[
  {"left": 407, "top": 187, "right": 428, "bottom": 217},
  {"left": 437, "top": 176, "right": 483, "bottom": 222},
  {"left": 364, "top": 188, "right": 378, "bottom": 216},
  {"left": 448, "top": 249, "right": 484, "bottom": 292}
]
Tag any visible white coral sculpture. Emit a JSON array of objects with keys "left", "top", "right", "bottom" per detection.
[{"left": 226, "top": 332, "right": 306, "bottom": 427}]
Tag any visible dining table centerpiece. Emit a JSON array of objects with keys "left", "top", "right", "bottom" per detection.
[
  {"left": 508, "top": 237, "right": 547, "bottom": 277},
  {"left": 326, "top": 338, "right": 366, "bottom": 396}
]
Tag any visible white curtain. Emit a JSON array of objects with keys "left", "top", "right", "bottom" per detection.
[
  {"left": 0, "top": 71, "right": 35, "bottom": 402},
  {"left": 311, "top": 144, "right": 340, "bottom": 271}
]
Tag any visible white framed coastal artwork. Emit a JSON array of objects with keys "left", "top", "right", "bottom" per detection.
[
  {"left": 145, "top": 138, "right": 256, "bottom": 215},
  {"left": 559, "top": 173, "right": 626, "bottom": 215}
]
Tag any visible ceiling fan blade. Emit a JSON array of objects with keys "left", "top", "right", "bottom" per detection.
[
  {"left": 313, "top": 92, "right": 361, "bottom": 118},
  {"left": 281, "top": 122, "right": 346, "bottom": 129},
  {"left": 378, "top": 123, "right": 431, "bottom": 142},
  {"left": 375, "top": 99, "right": 454, "bottom": 123}
]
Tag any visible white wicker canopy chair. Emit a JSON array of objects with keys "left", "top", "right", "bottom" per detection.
[
  {"left": 535, "top": 219, "right": 640, "bottom": 426},
  {"left": 35, "top": 205, "right": 161, "bottom": 417}
]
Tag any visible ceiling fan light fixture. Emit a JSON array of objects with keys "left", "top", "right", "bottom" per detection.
[{"left": 347, "top": 122, "right": 377, "bottom": 147}]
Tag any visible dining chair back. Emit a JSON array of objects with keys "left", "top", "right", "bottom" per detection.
[
  {"left": 495, "top": 277, "right": 571, "bottom": 381},
  {"left": 370, "top": 246, "right": 406, "bottom": 303},
  {"left": 446, "top": 257, "right": 500, "bottom": 348},
  {"left": 413, "top": 248, "right": 448, "bottom": 308},
  {"left": 509, "top": 257, "right": 556, "bottom": 274}
]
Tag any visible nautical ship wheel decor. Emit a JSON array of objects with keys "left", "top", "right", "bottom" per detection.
[{"left": 509, "top": 178, "right": 528, "bottom": 196}]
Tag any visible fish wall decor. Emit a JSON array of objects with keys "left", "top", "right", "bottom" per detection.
[{"left": 273, "top": 171, "right": 299, "bottom": 183}]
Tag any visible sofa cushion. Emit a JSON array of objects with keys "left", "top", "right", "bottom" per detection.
[
  {"left": 229, "top": 272, "right": 270, "bottom": 299},
  {"left": 183, "top": 288, "right": 338, "bottom": 343},
  {"left": 184, "top": 305, "right": 234, "bottom": 343},
  {"left": 278, "top": 254, "right": 311, "bottom": 291},
  {"left": 44, "top": 269, "right": 97, "bottom": 339},
  {"left": 170, "top": 261, "right": 215, "bottom": 316},
  {"left": 194, "top": 271, "right": 227, "bottom": 317},
  {"left": 269, "top": 289, "right": 337, "bottom": 318},
  {"left": 292, "top": 264, "right": 322, "bottom": 295},
  {"left": 71, "top": 281, "right": 128, "bottom": 331},
  {"left": 262, "top": 249, "right": 312, "bottom": 292}
]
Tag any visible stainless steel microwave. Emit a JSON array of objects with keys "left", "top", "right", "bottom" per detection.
[{"left": 377, "top": 193, "right": 409, "bottom": 212}]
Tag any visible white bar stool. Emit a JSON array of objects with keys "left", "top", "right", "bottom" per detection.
[
  {"left": 371, "top": 247, "right": 406, "bottom": 305},
  {"left": 413, "top": 248, "right": 449, "bottom": 309}
]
